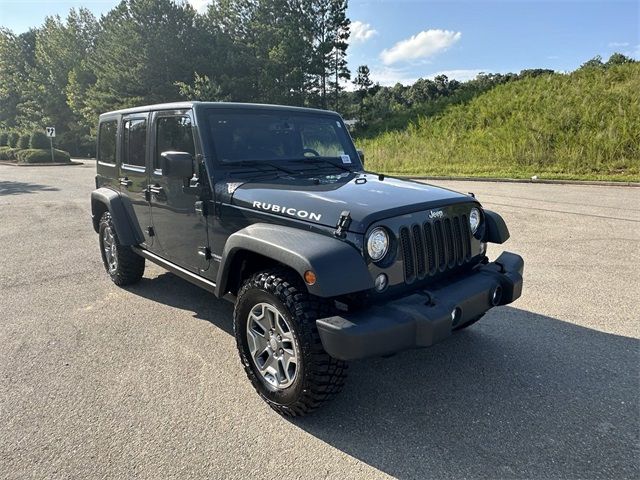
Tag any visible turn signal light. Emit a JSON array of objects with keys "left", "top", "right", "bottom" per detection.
[{"left": 304, "top": 270, "right": 317, "bottom": 285}]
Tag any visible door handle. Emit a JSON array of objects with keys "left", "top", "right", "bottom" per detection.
[
  {"left": 149, "top": 185, "right": 163, "bottom": 195},
  {"left": 119, "top": 177, "right": 132, "bottom": 187}
]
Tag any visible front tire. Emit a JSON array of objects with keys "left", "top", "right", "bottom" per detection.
[
  {"left": 234, "top": 269, "right": 347, "bottom": 416},
  {"left": 98, "top": 211, "right": 145, "bottom": 286}
]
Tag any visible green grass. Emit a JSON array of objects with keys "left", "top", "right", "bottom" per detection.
[{"left": 357, "top": 64, "right": 640, "bottom": 182}]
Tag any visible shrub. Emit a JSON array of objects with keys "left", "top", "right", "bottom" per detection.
[
  {"left": 16, "top": 148, "right": 71, "bottom": 163},
  {"left": 7, "top": 132, "right": 19, "bottom": 147},
  {"left": 30, "top": 131, "right": 50, "bottom": 149},
  {"left": 0, "top": 132, "right": 8, "bottom": 146},
  {"left": 0, "top": 146, "right": 20, "bottom": 160},
  {"left": 18, "top": 134, "right": 30, "bottom": 149}
]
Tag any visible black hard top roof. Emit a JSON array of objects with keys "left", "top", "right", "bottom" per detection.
[{"left": 99, "top": 101, "right": 339, "bottom": 119}]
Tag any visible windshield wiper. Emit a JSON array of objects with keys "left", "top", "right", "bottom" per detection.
[
  {"left": 222, "top": 159, "right": 296, "bottom": 175},
  {"left": 288, "top": 157, "right": 353, "bottom": 173}
]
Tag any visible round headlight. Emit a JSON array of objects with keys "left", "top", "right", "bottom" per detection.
[
  {"left": 469, "top": 208, "right": 481, "bottom": 234},
  {"left": 367, "top": 227, "right": 389, "bottom": 261}
]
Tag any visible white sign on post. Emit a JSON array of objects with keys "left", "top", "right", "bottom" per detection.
[{"left": 45, "top": 127, "right": 56, "bottom": 162}]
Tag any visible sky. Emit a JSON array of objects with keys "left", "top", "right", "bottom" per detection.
[{"left": 1, "top": 0, "right": 639, "bottom": 86}]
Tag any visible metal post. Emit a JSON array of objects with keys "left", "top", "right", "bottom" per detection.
[{"left": 50, "top": 136, "right": 54, "bottom": 163}]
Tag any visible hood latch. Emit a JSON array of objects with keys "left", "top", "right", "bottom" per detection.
[{"left": 334, "top": 210, "right": 352, "bottom": 238}]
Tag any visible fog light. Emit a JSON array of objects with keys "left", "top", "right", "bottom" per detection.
[
  {"left": 451, "top": 307, "right": 462, "bottom": 324},
  {"left": 374, "top": 273, "right": 388, "bottom": 292},
  {"left": 491, "top": 286, "right": 503, "bottom": 306},
  {"left": 304, "top": 270, "right": 317, "bottom": 285}
]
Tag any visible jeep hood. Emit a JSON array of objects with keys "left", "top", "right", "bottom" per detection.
[{"left": 224, "top": 172, "right": 475, "bottom": 233}]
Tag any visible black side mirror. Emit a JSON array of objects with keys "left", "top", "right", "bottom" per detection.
[
  {"left": 161, "top": 151, "right": 193, "bottom": 178},
  {"left": 356, "top": 149, "right": 365, "bottom": 165}
]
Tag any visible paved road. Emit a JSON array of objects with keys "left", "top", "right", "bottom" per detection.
[{"left": 1, "top": 162, "right": 638, "bottom": 479}]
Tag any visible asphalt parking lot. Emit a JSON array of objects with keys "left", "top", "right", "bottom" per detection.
[{"left": 1, "top": 161, "right": 638, "bottom": 479}]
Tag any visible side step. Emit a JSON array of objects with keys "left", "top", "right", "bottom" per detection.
[{"left": 132, "top": 247, "right": 217, "bottom": 294}]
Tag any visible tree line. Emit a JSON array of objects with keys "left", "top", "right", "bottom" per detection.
[
  {"left": 0, "top": 0, "right": 636, "bottom": 157},
  {"left": 0, "top": 0, "right": 350, "bottom": 155}
]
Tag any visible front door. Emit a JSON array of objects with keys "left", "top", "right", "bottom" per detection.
[
  {"left": 148, "top": 109, "right": 209, "bottom": 273},
  {"left": 119, "top": 113, "right": 153, "bottom": 247}
]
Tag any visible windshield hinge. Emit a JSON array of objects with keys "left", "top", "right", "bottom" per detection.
[{"left": 334, "top": 210, "right": 351, "bottom": 238}]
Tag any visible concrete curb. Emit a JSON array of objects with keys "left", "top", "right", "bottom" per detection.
[
  {"left": 0, "top": 160, "right": 84, "bottom": 167},
  {"left": 404, "top": 175, "right": 640, "bottom": 187}
]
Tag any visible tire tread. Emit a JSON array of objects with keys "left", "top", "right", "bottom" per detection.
[
  {"left": 99, "top": 212, "right": 145, "bottom": 286},
  {"left": 234, "top": 268, "right": 347, "bottom": 416}
]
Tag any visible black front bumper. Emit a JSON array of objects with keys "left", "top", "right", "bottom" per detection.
[{"left": 316, "top": 252, "right": 524, "bottom": 361}]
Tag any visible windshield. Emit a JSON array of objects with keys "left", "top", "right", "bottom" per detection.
[{"left": 206, "top": 110, "right": 360, "bottom": 168}]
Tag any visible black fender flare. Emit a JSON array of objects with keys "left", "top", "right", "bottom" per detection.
[
  {"left": 484, "top": 210, "right": 510, "bottom": 244},
  {"left": 91, "top": 188, "right": 145, "bottom": 246},
  {"left": 216, "top": 223, "right": 374, "bottom": 298}
]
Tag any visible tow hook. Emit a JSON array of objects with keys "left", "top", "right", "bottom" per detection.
[{"left": 334, "top": 210, "right": 352, "bottom": 238}]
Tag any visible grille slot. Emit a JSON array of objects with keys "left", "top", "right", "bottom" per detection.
[
  {"left": 412, "top": 225, "right": 426, "bottom": 278},
  {"left": 400, "top": 227, "right": 415, "bottom": 282},
  {"left": 400, "top": 212, "right": 473, "bottom": 283},
  {"left": 434, "top": 220, "right": 446, "bottom": 271},
  {"left": 423, "top": 222, "right": 436, "bottom": 274}
]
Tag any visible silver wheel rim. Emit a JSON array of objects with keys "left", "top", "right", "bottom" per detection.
[
  {"left": 102, "top": 226, "right": 118, "bottom": 274},
  {"left": 246, "top": 302, "right": 299, "bottom": 390}
]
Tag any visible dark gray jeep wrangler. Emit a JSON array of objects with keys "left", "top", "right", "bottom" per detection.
[{"left": 91, "top": 102, "right": 524, "bottom": 416}]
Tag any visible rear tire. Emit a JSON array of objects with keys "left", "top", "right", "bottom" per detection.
[
  {"left": 98, "top": 211, "right": 145, "bottom": 286},
  {"left": 234, "top": 268, "right": 347, "bottom": 416}
]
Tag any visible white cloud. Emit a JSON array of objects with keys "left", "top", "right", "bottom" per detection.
[
  {"left": 368, "top": 66, "right": 419, "bottom": 87},
  {"left": 380, "top": 29, "right": 461, "bottom": 65},
  {"left": 187, "top": 0, "right": 210, "bottom": 13},
  {"left": 366, "top": 67, "right": 487, "bottom": 87},
  {"left": 351, "top": 21, "right": 378, "bottom": 43},
  {"left": 425, "top": 69, "right": 486, "bottom": 82},
  {"left": 608, "top": 41, "right": 630, "bottom": 47}
]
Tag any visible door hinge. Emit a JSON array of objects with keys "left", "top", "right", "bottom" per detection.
[
  {"left": 146, "top": 226, "right": 155, "bottom": 237},
  {"left": 198, "top": 246, "right": 212, "bottom": 260},
  {"left": 195, "top": 200, "right": 207, "bottom": 217}
]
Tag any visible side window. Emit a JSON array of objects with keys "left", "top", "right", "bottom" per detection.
[
  {"left": 97, "top": 120, "right": 117, "bottom": 164},
  {"left": 155, "top": 116, "right": 195, "bottom": 170},
  {"left": 123, "top": 118, "right": 147, "bottom": 168}
]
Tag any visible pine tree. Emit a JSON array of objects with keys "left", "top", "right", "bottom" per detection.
[
  {"left": 307, "top": 0, "right": 350, "bottom": 109},
  {"left": 353, "top": 64, "right": 372, "bottom": 123}
]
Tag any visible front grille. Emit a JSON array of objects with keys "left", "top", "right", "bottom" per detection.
[{"left": 400, "top": 214, "right": 472, "bottom": 283}]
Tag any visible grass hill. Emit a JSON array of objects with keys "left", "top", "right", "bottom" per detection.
[{"left": 358, "top": 63, "right": 640, "bottom": 181}]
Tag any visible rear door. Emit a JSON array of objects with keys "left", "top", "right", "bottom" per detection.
[
  {"left": 148, "top": 109, "right": 209, "bottom": 273},
  {"left": 119, "top": 113, "right": 153, "bottom": 247}
]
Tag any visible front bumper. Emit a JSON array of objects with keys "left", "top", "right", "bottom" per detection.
[{"left": 316, "top": 252, "right": 524, "bottom": 361}]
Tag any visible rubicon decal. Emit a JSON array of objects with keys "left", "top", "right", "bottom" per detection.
[{"left": 252, "top": 201, "right": 322, "bottom": 222}]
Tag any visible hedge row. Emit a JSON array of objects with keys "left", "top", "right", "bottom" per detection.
[
  {"left": 18, "top": 149, "right": 71, "bottom": 163},
  {"left": 0, "top": 130, "right": 53, "bottom": 149},
  {"left": 0, "top": 145, "right": 71, "bottom": 163},
  {"left": 0, "top": 147, "right": 20, "bottom": 160}
]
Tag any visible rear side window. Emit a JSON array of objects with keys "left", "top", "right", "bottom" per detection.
[
  {"left": 97, "top": 120, "right": 117, "bottom": 164},
  {"left": 155, "top": 116, "right": 195, "bottom": 170},
  {"left": 123, "top": 118, "right": 147, "bottom": 168}
]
